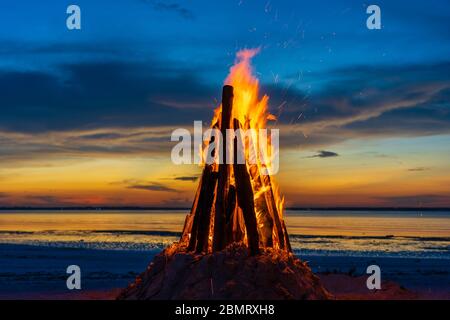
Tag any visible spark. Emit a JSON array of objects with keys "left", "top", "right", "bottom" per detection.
[
  {"left": 277, "top": 101, "right": 287, "bottom": 110},
  {"left": 271, "top": 71, "right": 279, "bottom": 84}
]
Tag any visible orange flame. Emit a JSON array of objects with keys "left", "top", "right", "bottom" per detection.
[
  {"left": 181, "top": 49, "right": 290, "bottom": 253},
  {"left": 214, "top": 48, "right": 285, "bottom": 249},
  {"left": 212, "top": 48, "right": 276, "bottom": 129}
]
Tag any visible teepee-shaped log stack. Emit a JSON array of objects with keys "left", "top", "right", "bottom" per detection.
[{"left": 180, "top": 85, "right": 291, "bottom": 255}]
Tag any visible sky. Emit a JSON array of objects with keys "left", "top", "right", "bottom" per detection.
[{"left": 0, "top": 0, "right": 449, "bottom": 207}]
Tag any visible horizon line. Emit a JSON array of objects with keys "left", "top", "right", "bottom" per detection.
[{"left": 0, "top": 206, "right": 449, "bottom": 211}]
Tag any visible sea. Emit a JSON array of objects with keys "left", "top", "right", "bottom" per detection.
[{"left": 0, "top": 210, "right": 449, "bottom": 298}]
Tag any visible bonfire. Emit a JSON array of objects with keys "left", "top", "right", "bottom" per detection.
[
  {"left": 180, "top": 48, "right": 291, "bottom": 256},
  {"left": 118, "top": 49, "right": 330, "bottom": 300}
]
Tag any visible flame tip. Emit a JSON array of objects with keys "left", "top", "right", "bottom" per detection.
[{"left": 235, "top": 47, "right": 261, "bottom": 60}]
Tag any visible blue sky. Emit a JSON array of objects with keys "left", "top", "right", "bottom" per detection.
[
  {"left": 1, "top": 0, "right": 449, "bottom": 128},
  {"left": 2, "top": 1, "right": 450, "bottom": 76}
]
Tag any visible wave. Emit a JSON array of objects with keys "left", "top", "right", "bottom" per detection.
[
  {"left": 90, "top": 230, "right": 182, "bottom": 237},
  {"left": 0, "top": 242, "right": 448, "bottom": 260},
  {"left": 1, "top": 229, "right": 449, "bottom": 260},
  {"left": 289, "top": 234, "right": 450, "bottom": 242},
  {"left": 1, "top": 230, "right": 449, "bottom": 242}
]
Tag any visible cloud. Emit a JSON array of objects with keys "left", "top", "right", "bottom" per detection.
[
  {"left": 149, "top": 1, "right": 194, "bottom": 20},
  {"left": 160, "top": 197, "right": 191, "bottom": 207},
  {"left": 111, "top": 179, "right": 178, "bottom": 192},
  {"left": 374, "top": 194, "right": 450, "bottom": 206},
  {"left": 174, "top": 175, "right": 199, "bottom": 182},
  {"left": 25, "top": 195, "right": 62, "bottom": 205},
  {"left": 273, "top": 62, "right": 450, "bottom": 149},
  {"left": 0, "top": 40, "right": 133, "bottom": 61},
  {"left": 11, "top": 195, "right": 81, "bottom": 206},
  {"left": 0, "top": 127, "right": 182, "bottom": 166},
  {"left": 408, "top": 167, "right": 430, "bottom": 172},
  {"left": 127, "top": 182, "right": 177, "bottom": 192},
  {"left": 307, "top": 150, "right": 339, "bottom": 158},
  {"left": 0, "top": 60, "right": 217, "bottom": 133},
  {"left": 0, "top": 58, "right": 449, "bottom": 163}
]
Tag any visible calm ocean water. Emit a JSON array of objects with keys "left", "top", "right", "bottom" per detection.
[{"left": 1, "top": 210, "right": 449, "bottom": 259}]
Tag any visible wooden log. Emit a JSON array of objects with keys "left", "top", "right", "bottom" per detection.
[
  {"left": 232, "top": 206, "right": 245, "bottom": 242},
  {"left": 195, "top": 133, "right": 220, "bottom": 253},
  {"left": 225, "top": 185, "right": 237, "bottom": 244},
  {"left": 186, "top": 124, "right": 219, "bottom": 251},
  {"left": 213, "top": 85, "right": 233, "bottom": 252},
  {"left": 261, "top": 174, "right": 286, "bottom": 250},
  {"left": 248, "top": 165, "right": 274, "bottom": 247},
  {"left": 180, "top": 214, "right": 193, "bottom": 245},
  {"left": 282, "top": 221, "right": 292, "bottom": 252},
  {"left": 242, "top": 125, "right": 273, "bottom": 247},
  {"left": 188, "top": 164, "right": 217, "bottom": 251},
  {"left": 194, "top": 166, "right": 218, "bottom": 253},
  {"left": 225, "top": 185, "right": 236, "bottom": 224},
  {"left": 181, "top": 173, "right": 202, "bottom": 245},
  {"left": 186, "top": 171, "right": 204, "bottom": 250},
  {"left": 233, "top": 118, "right": 260, "bottom": 255}
]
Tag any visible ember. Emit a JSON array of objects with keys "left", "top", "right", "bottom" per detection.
[{"left": 180, "top": 49, "right": 291, "bottom": 255}]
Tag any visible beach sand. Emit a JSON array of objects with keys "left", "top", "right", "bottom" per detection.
[
  {"left": 5, "top": 274, "right": 446, "bottom": 300},
  {"left": 0, "top": 244, "right": 448, "bottom": 300}
]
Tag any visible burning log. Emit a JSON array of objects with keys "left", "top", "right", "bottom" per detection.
[
  {"left": 212, "top": 85, "right": 233, "bottom": 252},
  {"left": 187, "top": 164, "right": 218, "bottom": 252},
  {"left": 195, "top": 165, "right": 218, "bottom": 253},
  {"left": 186, "top": 175, "right": 202, "bottom": 251},
  {"left": 261, "top": 174, "right": 286, "bottom": 249},
  {"left": 181, "top": 84, "right": 291, "bottom": 256},
  {"left": 180, "top": 182, "right": 200, "bottom": 245},
  {"left": 247, "top": 165, "right": 274, "bottom": 247},
  {"left": 233, "top": 118, "right": 260, "bottom": 255},
  {"left": 230, "top": 206, "right": 245, "bottom": 242},
  {"left": 282, "top": 220, "right": 292, "bottom": 252},
  {"left": 224, "top": 185, "right": 238, "bottom": 244}
]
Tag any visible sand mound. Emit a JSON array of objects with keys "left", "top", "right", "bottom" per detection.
[{"left": 117, "top": 243, "right": 331, "bottom": 300}]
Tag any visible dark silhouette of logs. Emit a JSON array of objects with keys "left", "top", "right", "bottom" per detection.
[
  {"left": 282, "top": 221, "right": 292, "bottom": 252},
  {"left": 181, "top": 177, "right": 201, "bottom": 245},
  {"left": 187, "top": 164, "right": 218, "bottom": 252},
  {"left": 224, "top": 185, "right": 237, "bottom": 244},
  {"left": 194, "top": 165, "right": 218, "bottom": 253},
  {"left": 181, "top": 85, "right": 291, "bottom": 256},
  {"left": 187, "top": 128, "right": 219, "bottom": 252},
  {"left": 213, "top": 85, "right": 233, "bottom": 252},
  {"left": 261, "top": 174, "right": 286, "bottom": 249},
  {"left": 187, "top": 175, "right": 203, "bottom": 251},
  {"left": 248, "top": 165, "right": 273, "bottom": 247},
  {"left": 233, "top": 118, "right": 260, "bottom": 255}
]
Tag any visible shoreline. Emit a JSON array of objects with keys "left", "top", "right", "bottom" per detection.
[{"left": 1, "top": 207, "right": 450, "bottom": 211}]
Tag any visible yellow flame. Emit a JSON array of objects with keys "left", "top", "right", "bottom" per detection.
[
  {"left": 211, "top": 48, "right": 284, "bottom": 248},
  {"left": 212, "top": 48, "right": 276, "bottom": 129}
]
